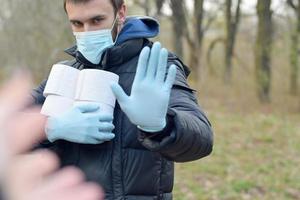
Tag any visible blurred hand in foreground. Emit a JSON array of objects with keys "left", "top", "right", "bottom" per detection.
[{"left": 0, "top": 71, "right": 104, "bottom": 200}]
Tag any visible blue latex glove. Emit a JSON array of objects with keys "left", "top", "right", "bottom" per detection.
[
  {"left": 45, "top": 103, "right": 115, "bottom": 144},
  {"left": 111, "top": 42, "right": 177, "bottom": 132}
]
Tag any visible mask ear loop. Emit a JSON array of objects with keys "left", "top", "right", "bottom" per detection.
[{"left": 111, "top": 15, "right": 120, "bottom": 44}]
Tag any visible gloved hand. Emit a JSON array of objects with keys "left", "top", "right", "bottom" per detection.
[
  {"left": 111, "top": 42, "right": 177, "bottom": 132},
  {"left": 45, "top": 103, "right": 115, "bottom": 144}
]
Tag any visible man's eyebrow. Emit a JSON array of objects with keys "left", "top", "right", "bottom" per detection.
[
  {"left": 69, "top": 15, "right": 106, "bottom": 23},
  {"left": 70, "top": 19, "right": 82, "bottom": 23},
  {"left": 90, "top": 15, "right": 106, "bottom": 20}
]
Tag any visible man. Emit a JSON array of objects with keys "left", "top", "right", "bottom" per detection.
[
  {"left": 0, "top": 72, "right": 104, "bottom": 200},
  {"left": 31, "top": 0, "right": 214, "bottom": 199}
]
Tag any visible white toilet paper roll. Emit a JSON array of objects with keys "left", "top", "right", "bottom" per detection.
[
  {"left": 75, "top": 69, "right": 119, "bottom": 107},
  {"left": 41, "top": 95, "right": 74, "bottom": 117},
  {"left": 43, "top": 64, "right": 79, "bottom": 98}
]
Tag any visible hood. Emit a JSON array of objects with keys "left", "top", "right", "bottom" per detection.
[{"left": 115, "top": 16, "right": 160, "bottom": 45}]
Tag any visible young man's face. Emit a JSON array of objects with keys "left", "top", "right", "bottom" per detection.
[{"left": 65, "top": 0, "right": 126, "bottom": 33}]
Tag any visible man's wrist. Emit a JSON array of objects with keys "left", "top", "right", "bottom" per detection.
[
  {"left": 138, "top": 114, "right": 175, "bottom": 142},
  {"left": 137, "top": 119, "right": 167, "bottom": 133}
]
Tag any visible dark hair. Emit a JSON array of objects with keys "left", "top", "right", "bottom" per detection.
[{"left": 63, "top": 0, "right": 124, "bottom": 14}]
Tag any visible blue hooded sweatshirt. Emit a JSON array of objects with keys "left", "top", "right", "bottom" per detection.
[{"left": 115, "top": 16, "right": 160, "bottom": 45}]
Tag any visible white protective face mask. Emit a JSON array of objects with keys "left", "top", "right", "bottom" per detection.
[{"left": 73, "top": 16, "right": 118, "bottom": 64}]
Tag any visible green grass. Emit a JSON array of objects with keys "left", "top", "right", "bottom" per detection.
[
  {"left": 173, "top": 108, "right": 300, "bottom": 199},
  {"left": 170, "top": 31, "right": 300, "bottom": 198}
]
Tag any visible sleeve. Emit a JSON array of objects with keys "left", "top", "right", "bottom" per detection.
[
  {"left": 30, "top": 79, "right": 47, "bottom": 106},
  {"left": 137, "top": 60, "right": 214, "bottom": 163}
]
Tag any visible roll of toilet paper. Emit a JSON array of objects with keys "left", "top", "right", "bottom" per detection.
[
  {"left": 75, "top": 69, "right": 119, "bottom": 107},
  {"left": 41, "top": 95, "right": 74, "bottom": 117},
  {"left": 43, "top": 64, "right": 79, "bottom": 98}
]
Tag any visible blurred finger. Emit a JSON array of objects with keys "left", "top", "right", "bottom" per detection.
[
  {"left": 6, "top": 108, "right": 47, "bottom": 155},
  {"left": 40, "top": 167, "right": 85, "bottom": 192},
  {"left": 0, "top": 70, "right": 33, "bottom": 116},
  {"left": 49, "top": 183, "right": 104, "bottom": 200},
  {"left": 6, "top": 150, "right": 59, "bottom": 184}
]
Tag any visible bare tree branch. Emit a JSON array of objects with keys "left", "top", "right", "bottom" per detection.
[{"left": 287, "top": 0, "right": 297, "bottom": 10}]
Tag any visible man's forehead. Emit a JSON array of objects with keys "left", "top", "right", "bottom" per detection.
[{"left": 66, "top": 0, "right": 114, "bottom": 20}]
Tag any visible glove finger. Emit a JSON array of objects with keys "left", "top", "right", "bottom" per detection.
[
  {"left": 99, "top": 114, "right": 114, "bottom": 122},
  {"left": 111, "top": 83, "right": 129, "bottom": 106},
  {"left": 134, "top": 46, "right": 151, "bottom": 82},
  {"left": 75, "top": 103, "right": 100, "bottom": 113},
  {"left": 155, "top": 48, "right": 168, "bottom": 83},
  {"left": 86, "top": 113, "right": 114, "bottom": 122},
  {"left": 97, "top": 133, "right": 115, "bottom": 141},
  {"left": 98, "top": 122, "right": 115, "bottom": 132},
  {"left": 146, "top": 42, "right": 161, "bottom": 79},
  {"left": 164, "top": 64, "right": 177, "bottom": 90}
]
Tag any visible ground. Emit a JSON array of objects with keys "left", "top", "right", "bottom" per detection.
[
  {"left": 174, "top": 110, "right": 300, "bottom": 199},
  {"left": 173, "top": 75, "right": 300, "bottom": 199}
]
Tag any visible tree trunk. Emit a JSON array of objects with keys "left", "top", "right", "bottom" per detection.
[
  {"left": 290, "top": 25, "right": 299, "bottom": 95},
  {"left": 255, "top": 0, "right": 273, "bottom": 103},
  {"left": 298, "top": 1, "right": 300, "bottom": 109},
  {"left": 224, "top": 0, "right": 242, "bottom": 83},
  {"left": 144, "top": 0, "right": 150, "bottom": 16},
  {"left": 187, "top": 0, "right": 204, "bottom": 81},
  {"left": 288, "top": 0, "right": 300, "bottom": 95},
  {"left": 195, "top": 0, "right": 204, "bottom": 80},
  {"left": 133, "top": 0, "right": 150, "bottom": 16},
  {"left": 170, "top": 0, "right": 186, "bottom": 59},
  {"left": 155, "top": 0, "right": 165, "bottom": 18}
]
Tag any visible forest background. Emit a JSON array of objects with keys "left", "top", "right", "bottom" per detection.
[{"left": 0, "top": 0, "right": 299, "bottom": 199}]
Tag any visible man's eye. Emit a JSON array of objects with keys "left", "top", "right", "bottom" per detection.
[
  {"left": 72, "top": 21, "right": 82, "bottom": 27},
  {"left": 93, "top": 18, "right": 102, "bottom": 24}
]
